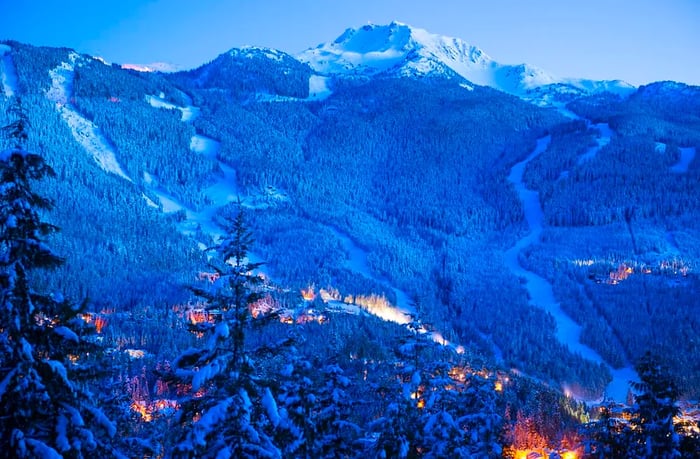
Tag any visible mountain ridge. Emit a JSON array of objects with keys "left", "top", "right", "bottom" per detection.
[
  {"left": 295, "top": 21, "right": 636, "bottom": 100},
  {"left": 113, "top": 21, "right": 640, "bottom": 102}
]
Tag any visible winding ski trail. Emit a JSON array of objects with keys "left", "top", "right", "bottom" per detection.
[
  {"left": 577, "top": 123, "right": 613, "bottom": 164},
  {"left": 505, "top": 134, "right": 638, "bottom": 402}
]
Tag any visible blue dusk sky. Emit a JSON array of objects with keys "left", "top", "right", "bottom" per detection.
[{"left": 1, "top": 0, "right": 698, "bottom": 86}]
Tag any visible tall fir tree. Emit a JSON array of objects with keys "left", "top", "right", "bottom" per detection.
[
  {"left": 630, "top": 351, "right": 681, "bottom": 459},
  {"left": 168, "top": 208, "right": 280, "bottom": 458},
  {"left": 583, "top": 400, "right": 635, "bottom": 459},
  {"left": 0, "top": 99, "right": 118, "bottom": 457}
]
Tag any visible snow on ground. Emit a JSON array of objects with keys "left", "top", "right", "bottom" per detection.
[
  {"left": 307, "top": 75, "right": 332, "bottom": 100},
  {"left": 670, "top": 147, "right": 696, "bottom": 173},
  {"left": 204, "top": 161, "right": 238, "bottom": 207},
  {"left": 553, "top": 104, "right": 580, "bottom": 120},
  {"left": 154, "top": 190, "right": 186, "bottom": 214},
  {"left": 190, "top": 134, "right": 218, "bottom": 160},
  {"left": 326, "top": 225, "right": 464, "bottom": 353},
  {"left": 188, "top": 133, "right": 240, "bottom": 208},
  {"left": 298, "top": 22, "right": 635, "bottom": 100},
  {"left": 58, "top": 109, "right": 132, "bottom": 182},
  {"left": 146, "top": 94, "right": 200, "bottom": 121},
  {"left": 0, "top": 44, "right": 18, "bottom": 97},
  {"left": 46, "top": 55, "right": 132, "bottom": 182},
  {"left": 141, "top": 193, "right": 159, "bottom": 208},
  {"left": 505, "top": 135, "right": 638, "bottom": 402},
  {"left": 145, "top": 133, "right": 238, "bottom": 242},
  {"left": 577, "top": 123, "right": 612, "bottom": 164},
  {"left": 652, "top": 142, "right": 695, "bottom": 174}
]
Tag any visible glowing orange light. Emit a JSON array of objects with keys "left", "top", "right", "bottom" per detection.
[
  {"left": 319, "top": 287, "right": 340, "bottom": 302},
  {"left": 301, "top": 285, "right": 316, "bottom": 301},
  {"left": 609, "top": 263, "right": 633, "bottom": 284},
  {"left": 130, "top": 401, "right": 152, "bottom": 422},
  {"left": 81, "top": 312, "right": 107, "bottom": 333}
]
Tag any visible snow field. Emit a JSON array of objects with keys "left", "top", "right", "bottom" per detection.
[{"left": 0, "top": 44, "right": 19, "bottom": 97}]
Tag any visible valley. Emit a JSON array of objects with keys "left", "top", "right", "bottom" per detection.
[{"left": 1, "top": 26, "right": 699, "bottom": 456}]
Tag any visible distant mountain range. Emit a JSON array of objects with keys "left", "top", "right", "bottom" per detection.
[{"left": 119, "top": 21, "right": 636, "bottom": 103}]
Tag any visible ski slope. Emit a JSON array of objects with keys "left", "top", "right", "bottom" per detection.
[
  {"left": 505, "top": 135, "right": 638, "bottom": 402},
  {"left": 46, "top": 54, "right": 132, "bottom": 181}
]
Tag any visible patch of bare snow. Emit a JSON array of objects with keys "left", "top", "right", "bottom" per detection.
[
  {"left": 577, "top": 123, "right": 612, "bottom": 164},
  {"left": 190, "top": 134, "right": 218, "bottom": 160},
  {"left": 670, "top": 147, "right": 696, "bottom": 173},
  {"left": 146, "top": 94, "right": 200, "bottom": 121},
  {"left": 142, "top": 193, "right": 159, "bottom": 208},
  {"left": 0, "top": 44, "right": 18, "bottom": 97},
  {"left": 307, "top": 75, "right": 332, "bottom": 100}
]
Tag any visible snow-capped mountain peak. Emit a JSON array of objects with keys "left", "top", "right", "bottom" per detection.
[
  {"left": 298, "top": 21, "right": 494, "bottom": 79},
  {"left": 298, "top": 21, "right": 635, "bottom": 99},
  {"left": 230, "top": 46, "right": 288, "bottom": 62}
]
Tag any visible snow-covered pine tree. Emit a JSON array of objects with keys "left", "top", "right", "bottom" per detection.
[
  {"left": 630, "top": 351, "right": 681, "bottom": 459},
  {"left": 267, "top": 349, "right": 314, "bottom": 457},
  {"left": 169, "top": 208, "right": 280, "bottom": 458},
  {"left": 312, "top": 363, "right": 361, "bottom": 458},
  {"left": 367, "top": 330, "right": 426, "bottom": 459},
  {"left": 0, "top": 99, "right": 118, "bottom": 457},
  {"left": 583, "top": 400, "right": 634, "bottom": 459}
]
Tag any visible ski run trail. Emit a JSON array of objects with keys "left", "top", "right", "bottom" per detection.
[
  {"left": 46, "top": 54, "right": 132, "bottom": 182},
  {"left": 505, "top": 128, "right": 639, "bottom": 403}
]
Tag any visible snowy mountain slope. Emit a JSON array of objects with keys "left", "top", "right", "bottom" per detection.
[
  {"left": 178, "top": 45, "right": 312, "bottom": 99},
  {"left": 45, "top": 53, "right": 132, "bottom": 181},
  {"left": 298, "top": 22, "right": 634, "bottom": 99}
]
